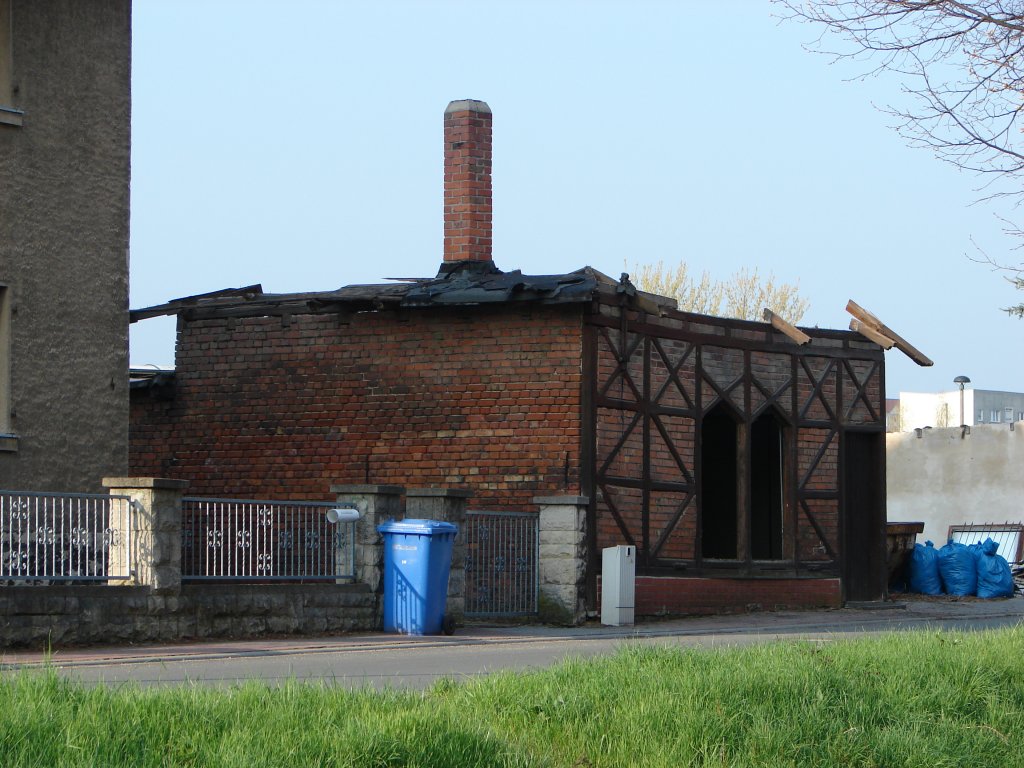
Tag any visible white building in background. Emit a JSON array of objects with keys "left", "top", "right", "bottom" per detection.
[{"left": 888, "top": 388, "right": 1024, "bottom": 432}]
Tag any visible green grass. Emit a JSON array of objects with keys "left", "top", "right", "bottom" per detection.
[{"left": 2, "top": 628, "right": 1023, "bottom": 767}]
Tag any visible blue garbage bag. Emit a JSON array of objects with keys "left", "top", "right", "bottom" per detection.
[
  {"left": 908, "top": 540, "right": 942, "bottom": 595},
  {"left": 976, "top": 538, "right": 1014, "bottom": 599},
  {"left": 938, "top": 539, "right": 977, "bottom": 596}
]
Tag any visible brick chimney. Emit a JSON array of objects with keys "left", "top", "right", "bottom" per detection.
[{"left": 443, "top": 99, "right": 492, "bottom": 264}]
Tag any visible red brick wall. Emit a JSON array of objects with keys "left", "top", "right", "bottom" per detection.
[
  {"left": 131, "top": 304, "right": 584, "bottom": 508},
  {"left": 798, "top": 428, "right": 839, "bottom": 561},
  {"left": 632, "top": 576, "right": 842, "bottom": 616}
]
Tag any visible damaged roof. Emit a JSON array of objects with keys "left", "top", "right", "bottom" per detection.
[
  {"left": 129, "top": 263, "right": 669, "bottom": 323},
  {"left": 402, "top": 260, "right": 596, "bottom": 306},
  {"left": 127, "top": 261, "right": 929, "bottom": 363}
]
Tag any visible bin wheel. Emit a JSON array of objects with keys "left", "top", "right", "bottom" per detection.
[{"left": 443, "top": 615, "right": 456, "bottom": 636}]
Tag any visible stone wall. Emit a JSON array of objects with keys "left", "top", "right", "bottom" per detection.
[{"left": 0, "top": 583, "right": 375, "bottom": 648}]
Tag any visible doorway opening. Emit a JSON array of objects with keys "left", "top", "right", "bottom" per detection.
[{"left": 843, "top": 431, "right": 886, "bottom": 601}]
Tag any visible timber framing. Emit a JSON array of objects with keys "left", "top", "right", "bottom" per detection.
[{"left": 584, "top": 291, "right": 885, "bottom": 594}]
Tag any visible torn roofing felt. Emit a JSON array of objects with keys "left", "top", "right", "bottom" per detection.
[
  {"left": 401, "top": 261, "right": 598, "bottom": 306},
  {"left": 128, "top": 263, "right": 656, "bottom": 323}
]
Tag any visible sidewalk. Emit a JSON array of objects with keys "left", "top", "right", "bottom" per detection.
[{"left": 2, "top": 596, "right": 1021, "bottom": 688}]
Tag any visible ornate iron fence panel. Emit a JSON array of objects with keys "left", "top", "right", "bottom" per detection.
[
  {"left": 0, "top": 491, "right": 132, "bottom": 581},
  {"left": 464, "top": 510, "right": 538, "bottom": 617},
  {"left": 181, "top": 498, "right": 355, "bottom": 581}
]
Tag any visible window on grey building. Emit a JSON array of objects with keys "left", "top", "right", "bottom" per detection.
[
  {"left": 992, "top": 410, "right": 1001, "bottom": 423},
  {"left": 1005, "top": 407, "right": 1014, "bottom": 423},
  {"left": 0, "top": 0, "right": 21, "bottom": 127},
  {"left": 0, "top": 1, "right": 11, "bottom": 104},
  {"left": 978, "top": 410, "right": 985, "bottom": 423},
  {"left": 0, "top": 285, "right": 10, "bottom": 435}
]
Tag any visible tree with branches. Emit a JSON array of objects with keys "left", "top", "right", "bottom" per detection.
[
  {"left": 631, "top": 261, "right": 810, "bottom": 324},
  {"left": 780, "top": 0, "right": 1024, "bottom": 316}
]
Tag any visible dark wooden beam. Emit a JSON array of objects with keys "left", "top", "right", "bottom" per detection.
[{"left": 586, "top": 314, "right": 885, "bottom": 362}]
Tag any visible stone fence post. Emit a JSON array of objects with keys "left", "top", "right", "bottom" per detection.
[
  {"left": 102, "top": 477, "right": 188, "bottom": 593},
  {"left": 535, "top": 495, "right": 589, "bottom": 626},
  {"left": 331, "top": 484, "right": 404, "bottom": 625},
  {"left": 406, "top": 487, "right": 471, "bottom": 623}
]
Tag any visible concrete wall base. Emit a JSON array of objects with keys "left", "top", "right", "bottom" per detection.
[{"left": 0, "top": 583, "right": 375, "bottom": 648}]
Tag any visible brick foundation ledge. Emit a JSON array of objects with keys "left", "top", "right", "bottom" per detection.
[{"left": 620, "top": 576, "right": 842, "bottom": 617}]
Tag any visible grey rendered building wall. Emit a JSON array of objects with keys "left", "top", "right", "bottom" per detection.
[
  {"left": 974, "top": 390, "right": 1024, "bottom": 425},
  {"left": 0, "top": 1, "right": 131, "bottom": 491}
]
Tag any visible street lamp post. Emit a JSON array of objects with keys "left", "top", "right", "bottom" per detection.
[{"left": 954, "top": 376, "right": 971, "bottom": 427}]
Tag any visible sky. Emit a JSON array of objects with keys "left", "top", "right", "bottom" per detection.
[{"left": 129, "top": 0, "right": 1023, "bottom": 397}]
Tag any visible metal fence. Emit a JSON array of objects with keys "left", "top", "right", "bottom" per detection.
[
  {"left": 181, "top": 498, "right": 355, "bottom": 581},
  {"left": 949, "top": 522, "right": 1024, "bottom": 566},
  {"left": 464, "top": 510, "right": 538, "bottom": 617},
  {"left": 1, "top": 491, "right": 132, "bottom": 581}
]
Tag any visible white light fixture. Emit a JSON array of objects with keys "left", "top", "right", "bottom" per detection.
[{"left": 326, "top": 508, "right": 360, "bottom": 523}]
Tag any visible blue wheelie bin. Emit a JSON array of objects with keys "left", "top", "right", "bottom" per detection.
[{"left": 377, "top": 519, "right": 458, "bottom": 635}]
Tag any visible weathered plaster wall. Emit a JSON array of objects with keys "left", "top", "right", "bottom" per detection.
[
  {"left": 887, "top": 424, "right": 1024, "bottom": 541},
  {"left": 0, "top": 0, "right": 131, "bottom": 491}
]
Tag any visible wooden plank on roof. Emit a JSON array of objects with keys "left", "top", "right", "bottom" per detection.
[
  {"left": 762, "top": 308, "right": 811, "bottom": 346},
  {"left": 129, "top": 284, "right": 264, "bottom": 323},
  {"left": 846, "top": 300, "right": 933, "bottom": 366},
  {"left": 849, "top": 319, "right": 896, "bottom": 349}
]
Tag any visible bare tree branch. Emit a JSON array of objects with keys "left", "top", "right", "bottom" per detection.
[
  {"left": 967, "top": 217, "right": 1024, "bottom": 314},
  {"left": 779, "top": 0, "right": 1024, "bottom": 315},
  {"left": 780, "top": 1, "right": 1024, "bottom": 185}
]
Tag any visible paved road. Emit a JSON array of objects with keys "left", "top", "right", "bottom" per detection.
[{"left": 3, "top": 597, "right": 1021, "bottom": 689}]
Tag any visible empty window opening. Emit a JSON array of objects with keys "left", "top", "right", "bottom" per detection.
[
  {"left": 700, "top": 405, "right": 738, "bottom": 559},
  {"left": 0, "top": 1, "right": 11, "bottom": 106},
  {"left": 750, "top": 412, "right": 785, "bottom": 559},
  {"left": 0, "top": 285, "right": 9, "bottom": 433}
]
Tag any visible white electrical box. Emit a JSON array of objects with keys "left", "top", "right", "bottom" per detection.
[{"left": 601, "top": 545, "right": 635, "bottom": 626}]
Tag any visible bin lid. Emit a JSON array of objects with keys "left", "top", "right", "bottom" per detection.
[{"left": 377, "top": 518, "right": 459, "bottom": 536}]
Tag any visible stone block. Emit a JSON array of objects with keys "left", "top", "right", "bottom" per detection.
[
  {"left": 538, "top": 528, "right": 584, "bottom": 547},
  {"left": 539, "top": 542, "right": 582, "bottom": 560},
  {"left": 538, "top": 505, "right": 583, "bottom": 531}
]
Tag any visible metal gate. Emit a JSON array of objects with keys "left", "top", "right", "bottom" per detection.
[{"left": 464, "top": 510, "right": 538, "bottom": 617}]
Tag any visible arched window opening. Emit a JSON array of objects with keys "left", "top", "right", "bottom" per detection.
[{"left": 700, "top": 405, "right": 737, "bottom": 559}]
